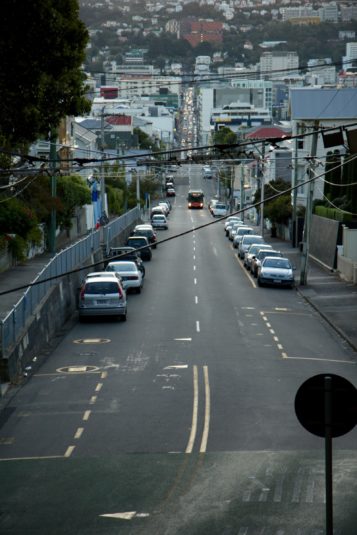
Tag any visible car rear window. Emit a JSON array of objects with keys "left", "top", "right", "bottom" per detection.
[
  {"left": 264, "top": 258, "right": 291, "bottom": 268},
  {"left": 134, "top": 229, "right": 151, "bottom": 235},
  {"left": 243, "top": 236, "right": 264, "bottom": 244},
  {"left": 128, "top": 238, "right": 147, "bottom": 246},
  {"left": 215, "top": 204, "right": 226, "bottom": 209},
  {"left": 237, "top": 228, "right": 252, "bottom": 235},
  {"left": 107, "top": 262, "right": 136, "bottom": 271},
  {"left": 85, "top": 281, "right": 119, "bottom": 294}
]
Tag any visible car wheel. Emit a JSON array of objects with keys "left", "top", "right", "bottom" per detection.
[
  {"left": 120, "top": 313, "right": 127, "bottom": 322},
  {"left": 257, "top": 278, "right": 262, "bottom": 287},
  {"left": 136, "top": 286, "right": 141, "bottom": 294}
]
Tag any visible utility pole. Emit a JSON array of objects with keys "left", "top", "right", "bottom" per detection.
[
  {"left": 230, "top": 165, "right": 234, "bottom": 214},
  {"left": 49, "top": 130, "right": 57, "bottom": 253},
  {"left": 240, "top": 163, "right": 245, "bottom": 222},
  {"left": 100, "top": 106, "right": 106, "bottom": 219},
  {"left": 260, "top": 143, "right": 266, "bottom": 238},
  {"left": 136, "top": 170, "right": 141, "bottom": 210},
  {"left": 291, "top": 134, "right": 299, "bottom": 248},
  {"left": 300, "top": 121, "right": 319, "bottom": 286}
]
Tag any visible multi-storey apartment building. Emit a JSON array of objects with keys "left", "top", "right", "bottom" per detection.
[
  {"left": 260, "top": 51, "right": 299, "bottom": 80},
  {"left": 197, "top": 80, "right": 273, "bottom": 144}
]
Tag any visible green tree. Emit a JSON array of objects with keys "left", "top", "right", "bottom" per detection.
[
  {"left": 56, "top": 175, "right": 91, "bottom": 229},
  {"left": 0, "top": 0, "right": 91, "bottom": 147},
  {"left": 212, "top": 127, "right": 238, "bottom": 146},
  {"left": 104, "top": 163, "right": 128, "bottom": 215},
  {"left": 127, "top": 175, "right": 161, "bottom": 208},
  {"left": 0, "top": 197, "right": 42, "bottom": 260},
  {"left": 254, "top": 179, "right": 292, "bottom": 228},
  {"left": 134, "top": 128, "right": 161, "bottom": 151}
]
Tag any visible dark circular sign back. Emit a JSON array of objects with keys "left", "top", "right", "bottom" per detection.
[{"left": 295, "top": 374, "right": 357, "bottom": 438}]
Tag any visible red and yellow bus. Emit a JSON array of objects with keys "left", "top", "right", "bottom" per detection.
[{"left": 187, "top": 190, "right": 204, "bottom": 209}]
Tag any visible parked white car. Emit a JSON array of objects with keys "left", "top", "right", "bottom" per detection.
[
  {"left": 151, "top": 214, "right": 168, "bottom": 230},
  {"left": 211, "top": 203, "right": 228, "bottom": 217},
  {"left": 105, "top": 261, "right": 143, "bottom": 293}
]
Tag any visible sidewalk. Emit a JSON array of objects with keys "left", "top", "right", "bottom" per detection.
[{"left": 263, "top": 234, "right": 357, "bottom": 352}]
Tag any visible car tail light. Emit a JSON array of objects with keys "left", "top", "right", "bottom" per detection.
[
  {"left": 80, "top": 286, "right": 86, "bottom": 300},
  {"left": 117, "top": 285, "right": 124, "bottom": 299}
]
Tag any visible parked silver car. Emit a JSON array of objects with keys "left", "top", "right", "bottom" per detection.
[
  {"left": 257, "top": 256, "right": 295, "bottom": 288},
  {"left": 78, "top": 275, "right": 127, "bottom": 321},
  {"left": 232, "top": 226, "right": 254, "bottom": 248},
  {"left": 251, "top": 249, "right": 283, "bottom": 278},
  {"left": 228, "top": 223, "right": 248, "bottom": 241},
  {"left": 105, "top": 261, "right": 144, "bottom": 293},
  {"left": 243, "top": 243, "right": 272, "bottom": 270},
  {"left": 224, "top": 216, "right": 243, "bottom": 231},
  {"left": 237, "top": 234, "right": 264, "bottom": 258},
  {"left": 230, "top": 223, "right": 249, "bottom": 242},
  {"left": 151, "top": 214, "right": 168, "bottom": 230}
]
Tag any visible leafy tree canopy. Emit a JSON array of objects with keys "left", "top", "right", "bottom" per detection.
[
  {"left": 254, "top": 179, "right": 292, "bottom": 225},
  {"left": 212, "top": 127, "right": 238, "bottom": 146},
  {"left": 0, "top": 0, "right": 91, "bottom": 148}
]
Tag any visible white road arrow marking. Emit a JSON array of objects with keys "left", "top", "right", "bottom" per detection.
[
  {"left": 164, "top": 365, "right": 189, "bottom": 369},
  {"left": 100, "top": 512, "right": 150, "bottom": 520}
]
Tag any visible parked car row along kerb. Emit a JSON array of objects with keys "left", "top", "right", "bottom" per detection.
[
  {"left": 222, "top": 216, "right": 296, "bottom": 289},
  {"left": 78, "top": 210, "right": 171, "bottom": 321}
]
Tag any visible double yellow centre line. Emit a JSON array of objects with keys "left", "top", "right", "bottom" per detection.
[{"left": 185, "top": 365, "right": 211, "bottom": 453}]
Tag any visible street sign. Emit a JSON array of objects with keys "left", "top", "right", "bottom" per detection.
[
  {"left": 295, "top": 373, "right": 357, "bottom": 438},
  {"left": 295, "top": 374, "right": 357, "bottom": 535}
]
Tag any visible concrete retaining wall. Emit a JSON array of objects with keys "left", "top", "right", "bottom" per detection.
[
  {"left": 4, "top": 250, "right": 103, "bottom": 384},
  {"left": 2, "top": 215, "right": 142, "bottom": 386}
]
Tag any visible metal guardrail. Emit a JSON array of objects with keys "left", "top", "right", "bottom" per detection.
[{"left": 0, "top": 208, "right": 140, "bottom": 360}]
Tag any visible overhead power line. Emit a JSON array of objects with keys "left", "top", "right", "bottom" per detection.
[
  {"left": 1, "top": 152, "right": 357, "bottom": 297},
  {"left": 1, "top": 121, "right": 357, "bottom": 168}
]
